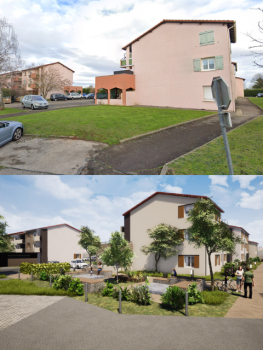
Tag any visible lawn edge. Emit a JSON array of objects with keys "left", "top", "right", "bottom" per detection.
[
  {"left": 161, "top": 114, "right": 263, "bottom": 175},
  {"left": 120, "top": 113, "right": 217, "bottom": 143},
  {"left": 247, "top": 98, "right": 263, "bottom": 111}
]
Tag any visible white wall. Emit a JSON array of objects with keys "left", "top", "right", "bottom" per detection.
[
  {"left": 47, "top": 225, "right": 85, "bottom": 263},
  {"left": 126, "top": 91, "right": 135, "bottom": 106}
]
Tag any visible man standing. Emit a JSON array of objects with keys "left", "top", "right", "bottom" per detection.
[{"left": 242, "top": 266, "right": 255, "bottom": 299}]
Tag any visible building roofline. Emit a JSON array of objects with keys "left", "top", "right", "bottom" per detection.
[
  {"left": 7, "top": 223, "right": 80, "bottom": 235},
  {"left": 0, "top": 62, "right": 75, "bottom": 76},
  {"left": 235, "top": 77, "right": 246, "bottom": 80},
  {"left": 248, "top": 240, "right": 258, "bottom": 244},
  {"left": 228, "top": 225, "right": 250, "bottom": 235},
  {"left": 122, "top": 19, "right": 236, "bottom": 50},
  {"left": 122, "top": 192, "right": 224, "bottom": 216}
]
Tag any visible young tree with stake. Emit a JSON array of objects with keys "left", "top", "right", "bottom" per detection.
[
  {"left": 186, "top": 198, "right": 242, "bottom": 290},
  {"left": 78, "top": 226, "right": 101, "bottom": 266}
]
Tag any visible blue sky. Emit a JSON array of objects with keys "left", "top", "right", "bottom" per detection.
[
  {"left": 0, "top": 0, "right": 263, "bottom": 86},
  {"left": 0, "top": 175, "right": 262, "bottom": 247}
]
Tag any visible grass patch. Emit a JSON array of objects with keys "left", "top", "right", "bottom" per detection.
[
  {"left": 74, "top": 290, "right": 238, "bottom": 317},
  {"left": 7, "top": 105, "right": 213, "bottom": 145},
  {"left": 0, "top": 274, "right": 7, "bottom": 279},
  {"left": 0, "top": 279, "right": 75, "bottom": 296},
  {"left": 248, "top": 97, "right": 263, "bottom": 109},
  {"left": 0, "top": 107, "right": 22, "bottom": 115},
  {"left": 202, "top": 290, "right": 229, "bottom": 305},
  {"left": 168, "top": 115, "right": 263, "bottom": 174}
]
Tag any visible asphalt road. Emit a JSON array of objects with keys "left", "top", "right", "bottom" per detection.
[
  {"left": 82, "top": 98, "right": 263, "bottom": 174},
  {"left": 1, "top": 296, "right": 263, "bottom": 350}
]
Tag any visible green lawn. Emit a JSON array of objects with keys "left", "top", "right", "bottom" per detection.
[
  {"left": 74, "top": 290, "right": 239, "bottom": 317},
  {"left": 248, "top": 97, "right": 263, "bottom": 109},
  {"left": 167, "top": 115, "right": 263, "bottom": 175},
  {"left": 7, "top": 105, "right": 213, "bottom": 145},
  {"left": 0, "top": 107, "right": 22, "bottom": 115}
]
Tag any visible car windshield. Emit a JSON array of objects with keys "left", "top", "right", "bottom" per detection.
[
  {"left": 76, "top": 260, "right": 82, "bottom": 263},
  {"left": 32, "top": 96, "right": 45, "bottom": 101}
]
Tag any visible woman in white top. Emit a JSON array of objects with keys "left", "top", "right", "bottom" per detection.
[{"left": 235, "top": 266, "right": 244, "bottom": 293}]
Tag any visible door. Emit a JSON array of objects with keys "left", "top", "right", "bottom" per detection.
[{"left": 0, "top": 122, "right": 12, "bottom": 145}]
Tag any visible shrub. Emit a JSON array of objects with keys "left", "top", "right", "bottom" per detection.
[
  {"left": 39, "top": 270, "right": 49, "bottom": 281},
  {"left": 115, "top": 285, "right": 131, "bottom": 301},
  {"left": 161, "top": 285, "right": 185, "bottom": 309},
  {"left": 130, "top": 285, "right": 152, "bottom": 305},
  {"left": 244, "top": 89, "right": 263, "bottom": 97},
  {"left": 0, "top": 274, "right": 7, "bottom": 279},
  {"left": 20, "top": 262, "right": 70, "bottom": 275},
  {"left": 201, "top": 290, "right": 229, "bottom": 305},
  {"left": 102, "top": 281, "right": 114, "bottom": 297},
  {"left": 187, "top": 283, "right": 205, "bottom": 305},
  {"left": 68, "top": 278, "right": 84, "bottom": 296},
  {"left": 53, "top": 275, "right": 73, "bottom": 291}
]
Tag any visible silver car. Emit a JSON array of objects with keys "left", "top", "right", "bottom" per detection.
[
  {"left": 0, "top": 120, "right": 23, "bottom": 147},
  {"left": 22, "top": 95, "right": 49, "bottom": 110}
]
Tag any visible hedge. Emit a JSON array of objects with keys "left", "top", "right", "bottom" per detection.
[
  {"left": 244, "top": 89, "right": 263, "bottom": 97},
  {"left": 20, "top": 262, "right": 71, "bottom": 275}
]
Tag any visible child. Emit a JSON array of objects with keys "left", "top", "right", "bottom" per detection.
[
  {"left": 90, "top": 266, "right": 93, "bottom": 276},
  {"left": 172, "top": 268, "right": 177, "bottom": 277}
]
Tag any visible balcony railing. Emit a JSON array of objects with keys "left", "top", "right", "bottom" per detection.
[
  {"left": 33, "top": 235, "right": 40, "bottom": 242},
  {"left": 30, "top": 84, "right": 37, "bottom": 88},
  {"left": 14, "top": 239, "right": 24, "bottom": 244},
  {"left": 31, "top": 73, "right": 39, "bottom": 79},
  {"left": 33, "top": 247, "right": 40, "bottom": 253},
  {"left": 15, "top": 248, "right": 23, "bottom": 253}
]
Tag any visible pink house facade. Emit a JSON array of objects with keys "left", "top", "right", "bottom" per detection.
[{"left": 96, "top": 20, "right": 244, "bottom": 112}]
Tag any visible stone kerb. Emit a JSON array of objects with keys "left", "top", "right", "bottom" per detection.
[{"left": 76, "top": 277, "right": 105, "bottom": 293}]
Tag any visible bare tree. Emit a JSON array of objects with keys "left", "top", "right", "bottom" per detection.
[
  {"left": 32, "top": 65, "right": 72, "bottom": 99},
  {"left": 246, "top": 8, "right": 263, "bottom": 68},
  {"left": 0, "top": 17, "right": 22, "bottom": 110}
]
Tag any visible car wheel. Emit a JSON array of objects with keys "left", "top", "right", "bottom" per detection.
[
  {"left": 31, "top": 104, "right": 35, "bottom": 110},
  {"left": 12, "top": 127, "right": 23, "bottom": 141},
  {"left": 22, "top": 103, "right": 25, "bottom": 108}
]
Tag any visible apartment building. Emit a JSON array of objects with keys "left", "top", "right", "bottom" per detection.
[
  {"left": 248, "top": 240, "right": 258, "bottom": 259},
  {"left": 228, "top": 225, "right": 252, "bottom": 261},
  {"left": 122, "top": 192, "right": 226, "bottom": 276},
  {"left": 8, "top": 224, "right": 85, "bottom": 263},
  {"left": 95, "top": 19, "right": 245, "bottom": 111},
  {"left": 1, "top": 62, "right": 82, "bottom": 99}
]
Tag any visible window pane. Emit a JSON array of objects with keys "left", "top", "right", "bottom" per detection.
[
  {"left": 202, "top": 59, "right": 208, "bottom": 70},
  {"left": 185, "top": 205, "right": 194, "bottom": 215},
  {"left": 203, "top": 86, "right": 214, "bottom": 101},
  {"left": 209, "top": 58, "right": 215, "bottom": 69},
  {"left": 191, "top": 257, "right": 194, "bottom": 267}
]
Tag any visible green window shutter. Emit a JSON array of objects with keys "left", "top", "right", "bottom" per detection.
[
  {"left": 199, "top": 32, "right": 207, "bottom": 46},
  {"left": 206, "top": 30, "right": 214, "bottom": 44},
  {"left": 193, "top": 58, "right": 201, "bottom": 72},
  {"left": 215, "top": 55, "right": 224, "bottom": 70}
]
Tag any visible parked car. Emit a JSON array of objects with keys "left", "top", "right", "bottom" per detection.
[
  {"left": 82, "top": 93, "right": 87, "bottom": 98},
  {"left": 67, "top": 93, "right": 82, "bottom": 99},
  {"left": 22, "top": 95, "right": 49, "bottom": 110},
  {"left": 85, "top": 93, "right": 95, "bottom": 99},
  {"left": 256, "top": 93, "right": 263, "bottom": 97},
  {"left": 0, "top": 120, "right": 23, "bottom": 147},
  {"left": 48, "top": 261, "right": 60, "bottom": 263},
  {"left": 70, "top": 260, "right": 88, "bottom": 269},
  {"left": 50, "top": 94, "right": 68, "bottom": 101}
]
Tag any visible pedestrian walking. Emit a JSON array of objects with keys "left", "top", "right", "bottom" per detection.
[
  {"left": 90, "top": 266, "right": 93, "bottom": 276},
  {"left": 242, "top": 266, "right": 255, "bottom": 299},
  {"left": 235, "top": 265, "right": 244, "bottom": 292},
  {"left": 97, "top": 262, "right": 102, "bottom": 275}
]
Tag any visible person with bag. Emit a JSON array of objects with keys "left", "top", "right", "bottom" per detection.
[
  {"left": 235, "top": 265, "right": 244, "bottom": 293},
  {"left": 242, "top": 266, "right": 255, "bottom": 299}
]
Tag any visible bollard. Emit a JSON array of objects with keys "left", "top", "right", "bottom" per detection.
[
  {"left": 50, "top": 275, "right": 52, "bottom": 288},
  {"left": 18, "top": 268, "right": 20, "bottom": 280},
  {"left": 85, "top": 283, "right": 88, "bottom": 302},
  {"left": 119, "top": 290, "right": 122, "bottom": 314},
  {"left": 31, "top": 271, "right": 33, "bottom": 282},
  {"left": 185, "top": 292, "right": 188, "bottom": 316}
]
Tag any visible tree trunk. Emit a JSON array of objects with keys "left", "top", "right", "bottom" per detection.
[
  {"left": 89, "top": 254, "right": 92, "bottom": 267},
  {"left": 0, "top": 88, "right": 5, "bottom": 111},
  {"left": 207, "top": 250, "right": 214, "bottom": 291},
  {"left": 155, "top": 253, "right": 160, "bottom": 272}
]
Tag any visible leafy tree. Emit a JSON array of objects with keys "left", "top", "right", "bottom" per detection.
[
  {"left": 78, "top": 226, "right": 101, "bottom": 266},
  {"left": 186, "top": 198, "right": 242, "bottom": 290},
  {"left": 0, "top": 215, "right": 15, "bottom": 252},
  {"left": 251, "top": 73, "right": 263, "bottom": 88},
  {"left": 140, "top": 223, "right": 183, "bottom": 272},
  {"left": 100, "top": 231, "right": 134, "bottom": 282}
]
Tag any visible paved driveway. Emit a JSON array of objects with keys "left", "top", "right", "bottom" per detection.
[
  {"left": 0, "top": 136, "right": 107, "bottom": 175},
  {"left": 1, "top": 295, "right": 263, "bottom": 350}
]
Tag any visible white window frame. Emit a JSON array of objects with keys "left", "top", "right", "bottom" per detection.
[
  {"left": 201, "top": 57, "right": 215, "bottom": 71},
  {"left": 184, "top": 255, "right": 195, "bottom": 267},
  {"left": 184, "top": 204, "right": 194, "bottom": 216}
]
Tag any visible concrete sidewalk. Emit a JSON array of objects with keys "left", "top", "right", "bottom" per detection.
[
  {"left": 225, "top": 262, "right": 263, "bottom": 319},
  {"left": 1, "top": 295, "right": 263, "bottom": 350}
]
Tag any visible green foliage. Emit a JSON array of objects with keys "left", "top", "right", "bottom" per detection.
[
  {"left": 244, "top": 89, "right": 263, "bottom": 97},
  {"left": 52, "top": 275, "right": 73, "bottom": 291},
  {"left": 187, "top": 282, "right": 205, "bottom": 305},
  {"left": 78, "top": 226, "right": 101, "bottom": 266},
  {"left": 39, "top": 270, "right": 49, "bottom": 281},
  {"left": 100, "top": 231, "right": 135, "bottom": 270},
  {"left": 102, "top": 281, "right": 114, "bottom": 297},
  {"left": 0, "top": 274, "right": 7, "bottom": 279},
  {"left": 141, "top": 223, "right": 183, "bottom": 272},
  {"left": 82, "top": 88, "right": 91, "bottom": 94},
  {"left": 115, "top": 285, "right": 131, "bottom": 301},
  {"left": 201, "top": 290, "right": 229, "bottom": 305},
  {"left": 0, "top": 215, "right": 15, "bottom": 252},
  {"left": 221, "top": 263, "right": 236, "bottom": 276},
  {"left": 19, "top": 262, "right": 71, "bottom": 275},
  {"left": 127, "top": 271, "right": 135, "bottom": 277},
  {"left": 130, "top": 285, "right": 152, "bottom": 305},
  {"left": 161, "top": 285, "right": 185, "bottom": 309},
  {"left": 92, "top": 261, "right": 97, "bottom": 265},
  {"left": 67, "top": 278, "right": 84, "bottom": 296}
]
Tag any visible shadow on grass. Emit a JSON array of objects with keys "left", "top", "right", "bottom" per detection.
[{"left": 159, "top": 303, "right": 186, "bottom": 315}]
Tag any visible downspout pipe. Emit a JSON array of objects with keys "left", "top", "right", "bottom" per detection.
[{"left": 228, "top": 22, "right": 236, "bottom": 112}]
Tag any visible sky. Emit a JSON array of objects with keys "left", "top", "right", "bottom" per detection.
[
  {"left": 0, "top": 175, "right": 262, "bottom": 247},
  {"left": 0, "top": 0, "right": 263, "bottom": 87}
]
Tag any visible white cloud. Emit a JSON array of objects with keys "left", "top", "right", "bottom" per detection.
[
  {"left": 232, "top": 175, "right": 258, "bottom": 191},
  {"left": 260, "top": 181, "right": 263, "bottom": 185},
  {"left": 226, "top": 219, "right": 240, "bottom": 226},
  {"left": 246, "top": 220, "right": 263, "bottom": 246},
  {"left": 162, "top": 185, "right": 183, "bottom": 193},
  {"left": 236, "top": 190, "right": 263, "bottom": 209},
  {"left": 209, "top": 175, "right": 229, "bottom": 187}
]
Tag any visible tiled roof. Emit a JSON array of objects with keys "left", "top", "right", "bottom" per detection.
[
  {"left": 228, "top": 225, "right": 250, "bottom": 235},
  {"left": 122, "top": 192, "right": 224, "bottom": 216},
  {"left": 249, "top": 240, "right": 258, "bottom": 244},
  {"left": 8, "top": 223, "right": 80, "bottom": 235},
  {"left": 122, "top": 19, "right": 236, "bottom": 49}
]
